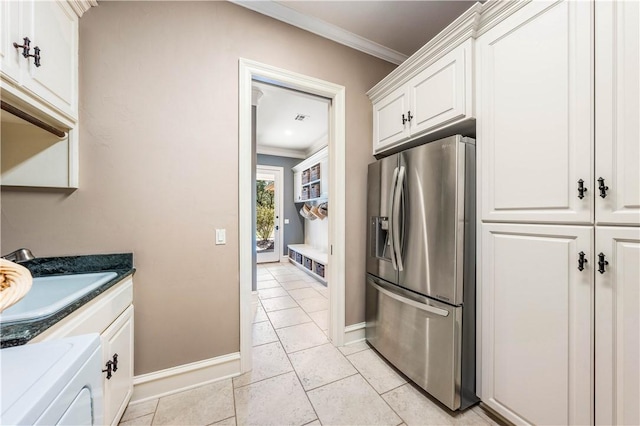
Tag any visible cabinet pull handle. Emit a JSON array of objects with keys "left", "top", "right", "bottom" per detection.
[
  {"left": 12, "top": 38, "right": 41, "bottom": 67},
  {"left": 598, "top": 252, "right": 609, "bottom": 274},
  {"left": 112, "top": 354, "right": 119, "bottom": 372},
  {"left": 29, "top": 46, "right": 41, "bottom": 67},
  {"left": 102, "top": 360, "right": 113, "bottom": 380},
  {"left": 597, "top": 177, "right": 609, "bottom": 198},
  {"left": 13, "top": 37, "right": 31, "bottom": 58},
  {"left": 402, "top": 114, "right": 407, "bottom": 125},
  {"left": 407, "top": 111, "right": 413, "bottom": 122},
  {"left": 578, "top": 251, "right": 588, "bottom": 271},
  {"left": 577, "top": 179, "right": 587, "bottom": 199}
]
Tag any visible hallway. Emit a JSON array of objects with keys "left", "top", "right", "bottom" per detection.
[{"left": 119, "top": 262, "right": 501, "bottom": 425}]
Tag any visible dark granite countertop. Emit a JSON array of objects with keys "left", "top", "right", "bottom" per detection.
[{"left": 0, "top": 253, "right": 134, "bottom": 348}]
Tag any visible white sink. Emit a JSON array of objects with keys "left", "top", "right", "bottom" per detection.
[{"left": 0, "top": 272, "right": 118, "bottom": 324}]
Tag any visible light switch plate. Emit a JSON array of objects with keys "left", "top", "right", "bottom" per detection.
[
  {"left": 284, "top": 219, "right": 290, "bottom": 224},
  {"left": 215, "top": 229, "right": 226, "bottom": 245}
]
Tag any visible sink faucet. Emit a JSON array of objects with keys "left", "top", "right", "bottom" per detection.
[{"left": 2, "top": 248, "right": 35, "bottom": 264}]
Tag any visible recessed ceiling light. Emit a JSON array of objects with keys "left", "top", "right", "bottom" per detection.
[{"left": 285, "top": 130, "right": 293, "bottom": 136}]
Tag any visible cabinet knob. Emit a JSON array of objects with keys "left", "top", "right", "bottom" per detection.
[
  {"left": 112, "top": 353, "right": 119, "bottom": 372},
  {"left": 402, "top": 114, "right": 407, "bottom": 125},
  {"left": 597, "top": 177, "right": 609, "bottom": 198},
  {"left": 577, "top": 179, "right": 587, "bottom": 199},
  {"left": 407, "top": 111, "right": 413, "bottom": 123},
  {"left": 577, "top": 251, "right": 588, "bottom": 271},
  {"left": 597, "top": 252, "right": 609, "bottom": 274}
]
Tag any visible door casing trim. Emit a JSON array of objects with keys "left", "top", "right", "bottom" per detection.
[{"left": 239, "top": 58, "right": 346, "bottom": 371}]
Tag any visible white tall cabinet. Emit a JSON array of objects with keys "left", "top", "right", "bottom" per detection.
[
  {"left": 478, "top": 0, "right": 640, "bottom": 424},
  {"left": 593, "top": 1, "right": 640, "bottom": 425}
]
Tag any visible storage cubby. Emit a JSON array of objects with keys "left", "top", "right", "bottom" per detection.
[
  {"left": 287, "top": 244, "right": 328, "bottom": 285},
  {"left": 293, "top": 147, "right": 328, "bottom": 203}
]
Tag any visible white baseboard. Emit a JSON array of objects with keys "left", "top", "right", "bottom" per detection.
[
  {"left": 281, "top": 255, "right": 289, "bottom": 263},
  {"left": 131, "top": 352, "right": 241, "bottom": 404},
  {"left": 343, "top": 322, "right": 366, "bottom": 345}
]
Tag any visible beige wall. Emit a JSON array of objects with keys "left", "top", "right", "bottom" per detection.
[{"left": 0, "top": 1, "right": 396, "bottom": 374}]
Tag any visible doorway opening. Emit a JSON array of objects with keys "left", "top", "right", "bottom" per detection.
[
  {"left": 239, "top": 59, "right": 346, "bottom": 372},
  {"left": 256, "top": 165, "right": 283, "bottom": 264}
]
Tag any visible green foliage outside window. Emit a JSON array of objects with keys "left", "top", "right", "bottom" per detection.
[{"left": 256, "top": 180, "right": 275, "bottom": 242}]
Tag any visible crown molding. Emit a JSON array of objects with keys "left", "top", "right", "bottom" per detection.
[
  {"left": 367, "top": 2, "right": 483, "bottom": 101},
  {"left": 230, "top": 0, "right": 407, "bottom": 65},
  {"left": 476, "top": 0, "right": 532, "bottom": 37},
  {"left": 257, "top": 145, "right": 307, "bottom": 159},
  {"left": 306, "top": 134, "right": 328, "bottom": 157},
  {"left": 67, "top": 0, "right": 98, "bottom": 17}
]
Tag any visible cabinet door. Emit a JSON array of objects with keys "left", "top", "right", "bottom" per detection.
[
  {"left": 478, "top": 1, "right": 593, "bottom": 224},
  {"left": 293, "top": 169, "right": 302, "bottom": 202},
  {"left": 595, "top": 226, "right": 640, "bottom": 425},
  {"left": 0, "top": 0, "right": 23, "bottom": 84},
  {"left": 481, "top": 223, "right": 593, "bottom": 425},
  {"left": 21, "top": 0, "right": 78, "bottom": 120},
  {"left": 595, "top": 1, "right": 640, "bottom": 226},
  {"left": 408, "top": 39, "right": 472, "bottom": 137},
  {"left": 102, "top": 306, "right": 134, "bottom": 426},
  {"left": 372, "top": 85, "right": 410, "bottom": 153}
]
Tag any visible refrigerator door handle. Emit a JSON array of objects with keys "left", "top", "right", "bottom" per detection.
[
  {"left": 393, "top": 166, "right": 406, "bottom": 271},
  {"left": 388, "top": 166, "right": 399, "bottom": 271},
  {"left": 370, "top": 280, "right": 449, "bottom": 317}
]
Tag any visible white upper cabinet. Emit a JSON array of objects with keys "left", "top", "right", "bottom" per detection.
[
  {"left": 478, "top": 1, "right": 594, "bottom": 224},
  {"left": 595, "top": 226, "right": 640, "bottom": 426},
  {"left": 372, "top": 85, "right": 410, "bottom": 152},
  {"left": 408, "top": 41, "right": 471, "bottom": 139},
  {"left": 21, "top": 0, "right": 78, "bottom": 121},
  {"left": 481, "top": 223, "right": 593, "bottom": 426},
  {"left": 0, "top": 0, "right": 22, "bottom": 84},
  {"left": 368, "top": 0, "right": 479, "bottom": 157},
  {"left": 373, "top": 41, "right": 473, "bottom": 154},
  {"left": 0, "top": 0, "right": 79, "bottom": 126},
  {"left": 595, "top": 1, "right": 640, "bottom": 226}
]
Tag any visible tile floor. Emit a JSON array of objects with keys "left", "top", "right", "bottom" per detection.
[{"left": 120, "top": 262, "right": 504, "bottom": 426}]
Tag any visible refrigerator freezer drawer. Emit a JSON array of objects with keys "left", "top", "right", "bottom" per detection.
[{"left": 365, "top": 275, "right": 463, "bottom": 410}]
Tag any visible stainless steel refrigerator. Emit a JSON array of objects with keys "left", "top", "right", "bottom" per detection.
[{"left": 365, "top": 135, "right": 478, "bottom": 411}]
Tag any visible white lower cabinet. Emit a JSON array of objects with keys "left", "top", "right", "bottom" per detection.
[
  {"left": 481, "top": 223, "right": 593, "bottom": 425},
  {"left": 595, "top": 226, "right": 640, "bottom": 426},
  {"left": 32, "top": 276, "right": 134, "bottom": 426},
  {"left": 102, "top": 305, "right": 134, "bottom": 426}
]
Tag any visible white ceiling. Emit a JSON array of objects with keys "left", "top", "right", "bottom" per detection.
[
  {"left": 248, "top": 0, "right": 478, "bottom": 158},
  {"left": 254, "top": 81, "right": 330, "bottom": 159}
]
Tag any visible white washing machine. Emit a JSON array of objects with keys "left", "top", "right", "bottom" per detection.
[{"left": 1, "top": 333, "right": 103, "bottom": 425}]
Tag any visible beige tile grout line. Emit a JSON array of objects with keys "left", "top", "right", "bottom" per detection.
[
  {"left": 261, "top": 269, "right": 407, "bottom": 426},
  {"left": 259, "top": 287, "right": 322, "bottom": 425}
]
